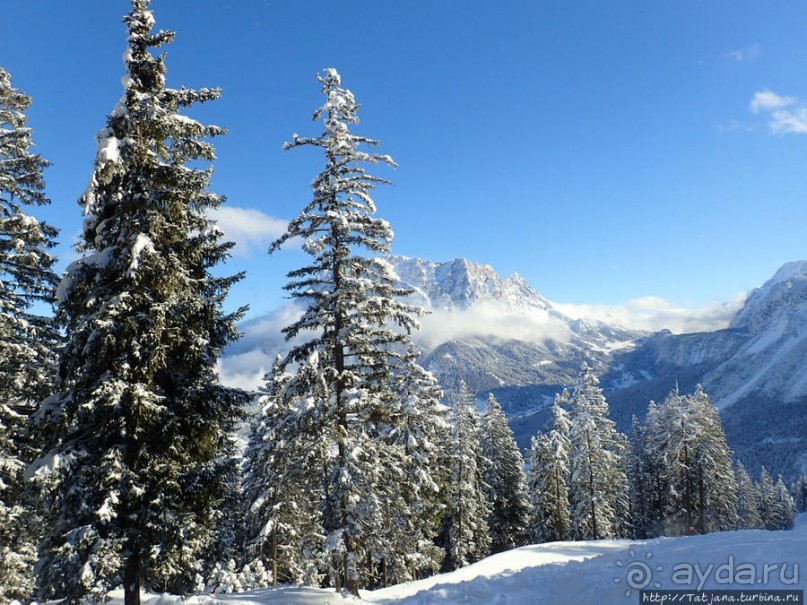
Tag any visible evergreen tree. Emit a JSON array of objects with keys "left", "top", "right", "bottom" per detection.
[
  {"left": 265, "top": 68, "right": 445, "bottom": 594},
  {"left": 735, "top": 462, "right": 762, "bottom": 530},
  {"left": 0, "top": 65, "right": 59, "bottom": 605},
  {"left": 480, "top": 393, "right": 531, "bottom": 553},
  {"left": 204, "top": 447, "right": 247, "bottom": 584},
  {"left": 791, "top": 475, "right": 807, "bottom": 513},
  {"left": 382, "top": 345, "right": 449, "bottom": 582},
  {"left": 568, "top": 364, "right": 628, "bottom": 540},
  {"left": 758, "top": 469, "right": 797, "bottom": 531},
  {"left": 688, "top": 386, "right": 738, "bottom": 532},
  {"left": 200, "top": 558, "right": 272, "bottom": 596},
  {"left": 641, "top": 401, "right": 669, "bottom": 536},
  {"left": 33, "top": 3, "right": 248, "bottom": 603},
  {"left": 644, "top": 386, "right": 737, "bottom": 536},
  {"left": 773, "top": 477, "right": 797, "bottom": 530},
  {"left": 527, "top": 391, "right": 571, "bottom": 543},
  {"left": 626, "top": 416, "right": 655, "bottom": 539},
  {"left": 242, "top": 356, "right": 325, "bottom": 587},
  {"left": 438, "top": 381, "right": 491, "bottom": 570}
]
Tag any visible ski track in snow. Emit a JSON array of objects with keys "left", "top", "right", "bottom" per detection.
[{"left": 90, "top": 514, "right": 807, "bottom": 605}]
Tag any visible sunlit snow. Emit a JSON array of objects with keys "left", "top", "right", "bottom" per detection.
[{"left": 78, "top": 514, "right": 806, "bottom": 605}]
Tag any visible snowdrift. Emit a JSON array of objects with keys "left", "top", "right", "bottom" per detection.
[{"left": 97, "top": 514, "right": 807, "bottom": 605}]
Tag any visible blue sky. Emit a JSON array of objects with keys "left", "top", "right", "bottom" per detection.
[{"left": 4, "top": 1, "right": 807, "bottom": 323}]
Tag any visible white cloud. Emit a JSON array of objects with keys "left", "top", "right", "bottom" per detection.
[
  {"left": 217, "top": 299, "right": 575, "bottom": 388},
  {"left": 750, "top": 90, "right": 796, "bottom": 114},
  {"left": 769, "top": 107, "right": 807, "bottom": 134},
  {"left": 727, "top": 43, "right": 760, "bottom": 63},
  {"left": 217, "top": 293, "right": 747, "bottom": 391},
  {"left": 216, "top": 303, "right": 305, "bottom": 390},
  {"left": 207, "top": 206, "right": 289, "bottom": 257},
  {"left": 553, "top": 294, "right": 746, "bottom": 335},
  {"left": 749, "top": 89, "right": 807, "bottom": 135},
  {"left": 216, "top": 348, "right": 272, "bottom": 391},
  {"left": 416, "top": 302, "right": 572, "bottom": 351}
]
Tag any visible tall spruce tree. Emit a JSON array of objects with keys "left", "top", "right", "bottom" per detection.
[
  {"left": 641, "top": 401, "right": 669, "bottom": 536},
  {"left": 480, "top": 393, "right": 531, "bottom": 553},
  {"left": 568, "top": 363, "right": 628, "bottom": 540},
  {"left": 644, "top": 392, "right": 688, "bottom": 535},
  {"left": 527, "top": 391, "right": 571, "bottom": 543},
  {"left": 644, "top": 386, "right": 737, "bottom": 536},
  {"left": 792, "top": 475, "right": 807, "bottom": 513},
  {"left": 735, "top": 462, "right": 762, "bottom": 530},
  {"left": 773, "top": 477, "right": 797, "bottom": 530},
  {"left": 688, "top": 386, "right": 738, "bottom": 533},
  {"left": 264, "top": 68, "right": 445, "bottom": 594},
  {"left": 0, "top": 66, "right": 59, "bottom": 604},
  {"left": 383, "top": 345, "right": 449, "bottom": 582},
  {"left": 438, "top": 381, "right": 491, "bottom": 570},
  {"left": 242, "top": 356, "right": 325, "bottom": 587},
  {"left": 626, "top": 416, "right": 655, "bottom": 539},
  {"left": 33, "top": 3, "right": 248, "bottom": 603},
  {"left": 758, "top": 469, "right": 797, "bottom": 531}
]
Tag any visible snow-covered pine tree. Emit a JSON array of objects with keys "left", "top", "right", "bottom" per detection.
[
  {"left": 382, "top": 345, "right": 449, "bottom": 582},
  {"left": 0, "top": 66, "right": 59, "bottom": 605},
  {"left": 527, "top": 391, "right": 571, "bottom": 543},
  {"left": 735, "top": 462, "right": 762, "bottom": 530},
  {"left": 641, "top": 401, "right": 670, "bottom": 536},
  {"left": 687, "top": 386, "right": 738, "bottom": 532},
  {"left": 200, "top": 558, "right": 272, "bottom": 596},
  {"left": 438, "top": 381, "right": 491, "bottom": 571},
  {"left": 792, "top": 475, "right": 807, "bottom": 513},
  {"left": 266, "top": 68, "right": 445, "bottom": 594},
  {"left": 757, "top": 468, "right": 777, "bottom": 530},
  {"left": 644, "top": 386, "right": 737, "bottom": 536},
  {"left": 758, "top": 469, "right": 797, "bottom": 531},
  {"left": 527, "top": 435, "right": 556, "bottom": 543},
  {"left": 772, "top": 475, "right": 797, "bottom": 530},
  {"left": 242, "top": 355, "right": 325, "bottom": 587},
  {"left": 480, "top": 393, "right": 531, "bottom": 553},
  {"left": 626, "top": 416, "right": 655, "bottom": 539},
  {"left": 775, "top": 477, "right": 798, "bottom": 530},
  {"left": 644, "top": 387, "right": 690, "bottom": 535},
  {"left": 203, "top": 445, "right": 246, "bottom": 585},
  {"left": 568, "top": 363, "right": 629, "bottom": 540},
  {"left": 33, "top": 3, "right": 248, "bottom": 603}
]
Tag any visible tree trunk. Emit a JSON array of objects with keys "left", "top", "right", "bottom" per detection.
[
  {"left": 123, "top": 548, "right": 141, "bottom": 605},
  {"left": 271, "top": 526, "right": 278, "bottom": 585},
  {"left": 456, "top": 421, "right": 465, "bottom": 566},
  {"left": 698, "top": 473, "right": 706, "bottom": 534},
  {"left": 554, "top": 466, "right": 565, "bottom": 541},
  {"left": 587, "top": 431, "right": 598, "bottom": 540},
  {"left": 331, "top": 224, "right": 359, "bottom": 597},
  {"left": 343, "top": 534, "right": 359, "bottom": 596}
]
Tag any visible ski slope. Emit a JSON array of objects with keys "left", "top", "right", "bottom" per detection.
[{"left": 99, "top": 514, "right": 807, "bottom": 605}]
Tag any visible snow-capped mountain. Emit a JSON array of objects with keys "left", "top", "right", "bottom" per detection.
[
  {"left": 390, "top": 257, "right": 807, "bottom": 480},
  {"left": 603, "top": 261, "right": 807, "bottom": 404},
  {"left": 602, "top": 261, "right": 807, "bottom": 480},
  {"left": 707, "top": 260, "right": 807, "bottom": 406},
  {"left": 393, "top": 256, "right": 554, "bottom": 312},
  {"left": 389, "top": 257, "right": 642, "bottom": 414},
  {"left": 221, "top": 256, "right": 807, "bottom": 480}
]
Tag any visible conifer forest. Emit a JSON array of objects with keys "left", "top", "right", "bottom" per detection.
[{"left": 0, "top": 2, "right": 804, "bottom": 604}]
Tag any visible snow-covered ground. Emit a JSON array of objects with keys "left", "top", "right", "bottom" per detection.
[{"left": 101, "top": 514, "right": 807, "bottom": 605}]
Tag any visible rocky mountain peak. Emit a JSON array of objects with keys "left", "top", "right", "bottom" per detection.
[
  {"left": 390, "top": 256, "right": 551, "bottom": 312},
  {"left": 730, "top": 261, "right": 807, "bottom": 332}
]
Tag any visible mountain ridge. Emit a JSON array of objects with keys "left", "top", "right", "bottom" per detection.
[
  {"left": 387, "top": 255, "right": 807, "bottom": 480},
  {"left": 219, "top": 255, "right": 807, "bottom": 479}
]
